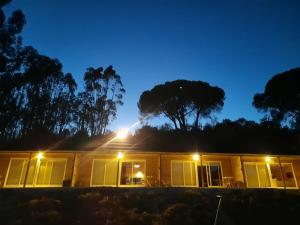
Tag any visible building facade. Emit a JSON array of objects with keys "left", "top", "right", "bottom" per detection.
[{"left": 0, "top": 150, "right": 299, "bottom": 189}]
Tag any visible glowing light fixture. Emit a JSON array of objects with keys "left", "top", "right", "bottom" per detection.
[
  {"left": 265, "top": 156, "right": 271, "bottom": 163},
  {"left": 193, "top": 154, "right": 200, "bottom": 161},
  {"left": 134, "top": 164, "right": 140, "bottom": 168},
  {"left": 136, "top": 171, "right": 143, "bottom": 178},
  {"left": 116, "top": 128, "right": 129, "bottom": 140},
  {"left": 117, "top": 152, "right": 124, "bottom": 159},
  {"left": 37, "top": 152, "right": 44, "bottom": 160}
]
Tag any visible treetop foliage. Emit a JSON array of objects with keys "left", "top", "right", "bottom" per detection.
[
  {"left": 253, "top": 67, "right": 300, "bottom": 129},
  {"left": 138, "top": 80, "right": 225, "bottom": 130},
  {"left": 0, "top": 2, "right": 125, "bottom": 143}
]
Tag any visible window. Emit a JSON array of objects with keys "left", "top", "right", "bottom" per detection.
[
  {"left": 244, "top": 163, "right": 271, "bottom": 188},
  {"left": 171, "top": 161, "right": 197, "bottom": 187},
  {"left": 91, "top": 159, "right": 118, "bottom": 186},
  {"left": 4, "top": 158, "right": 67, "bottom": 188},
  {"left": 281, "top": 163, "right": 297, "bottom": 188},
  {"left": 4, "top": 158, "right": 29, "bottom": 187},
  {"left": 269, "top": 164, "right": 284, "bottom": 188},
  {"left": 198, "top": 162, "right": 223, "bottom": 187},
  {"left": 120, "top": 161, "right": 145, "bottom": 186},
  {"left": 244, "top": 162, "right": 297, "bottom": 189},
  {"left": 35, "top": 159, "right": 66, "bottom": 186}
]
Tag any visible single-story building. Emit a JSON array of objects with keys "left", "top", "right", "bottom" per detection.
[{"left": 0, "top": 150, "right": 299, "bottom": 189}]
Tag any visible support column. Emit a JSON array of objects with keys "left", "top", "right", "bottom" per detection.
[
  {"left": 116, "top": 159, "right": 120, "bottom": 187},
  {"left": 200, "top": 154, "right": 204, "bottom": 187},
  {"left": 239, "top": 155, "right": 246, "bottom": 188},
  {"left": 23, "top": 152, "right": 32, "bottom": 188},
  {"left": 158, "top": 153, "right": 162, "bottom": 187},
  {"left": 71, "top": 153, "right": 78, "bottom": 187},
  {"left": 278, "top": 156, "right": 287, "bottom": 190}
]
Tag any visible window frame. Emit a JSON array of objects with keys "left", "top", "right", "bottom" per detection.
[
  {"left": 244, "top": 162, "right": 271, "bottom": 188},
  {"left": 170, "top": 160, "right": 198, "bottom": 187},
  {"left": 244, "top": 162, "right": 298, "bottom": 189},
  {"left": 4, "top": 157, "right": 67, "bottom": 188},
  {"left": 118, "top": 159, "right": 146, "bottom": 187},
  {"left": 90, "top": 159, "right": 118, "bottom": 187},
  {"left": 201, "top": 161, "right": 224, "bottom": 188},
  {"left": 34, "top": 158, "right": 67, "bottom": 187},
  {"left": 4, "top": 158, "right": 29, "bottom": 188},
  {"left": 280, "top": 162, "right": 298, "bottom": 189}
]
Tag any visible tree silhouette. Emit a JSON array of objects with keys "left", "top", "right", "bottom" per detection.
[
  {"left": 75, "top": 66, "right": 125, "bottom": 136},
  {"left": 20, "top": 47, "right": 77, "bottom": 135},
  {"left": 253, "top": 67, "right": 300, "bottom": 130},
  {"left": 0, "top": 2, "right": 26, "bottom": 140},
  {"left": 0, "top": 2, "right": 126, "bottom": 143},
  {"left": 138, "top": 80, "right": 225, "bottom": 130}
]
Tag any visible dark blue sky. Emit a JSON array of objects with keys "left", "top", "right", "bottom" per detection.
[{"left": 5, "top": 0, "right": 300, "bottom": 131}]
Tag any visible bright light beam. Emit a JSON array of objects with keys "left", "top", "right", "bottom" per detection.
[{"left": 116, "top": 128, "right": 129, "bottom": 140}]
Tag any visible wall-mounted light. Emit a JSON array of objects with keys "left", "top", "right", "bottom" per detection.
[
  {"left": 193, "top": 154, "right": 200, "bottom": 161},
  {"left": 37, "top": 152, "right": 44, "bottom": 160},
  {"left": 265, "top": 156, "right": 271, "bottom": 163},
  {"left": 117, "top": 152, "right": 124, "bottom": 159},
  {"left": 134, "top": 163, "right": 140, "bottom": 168}
]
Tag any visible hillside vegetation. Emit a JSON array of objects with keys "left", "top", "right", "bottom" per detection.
[{"left": 0, "top": 188, "right": 299, "bottom": 225}]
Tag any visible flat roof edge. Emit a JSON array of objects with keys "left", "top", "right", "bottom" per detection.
[{"left": 0, "top": 149, "right": 299, "bottom": 158}]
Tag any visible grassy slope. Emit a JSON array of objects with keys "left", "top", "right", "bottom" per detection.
[{"left": 0, "top": 188, "right": 300, "bottom": 225}]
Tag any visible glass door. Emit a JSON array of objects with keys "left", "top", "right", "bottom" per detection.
[
  {"left": 244, "top": 163, "right": 271, "bottom": 188},
  {"left": 119, "top": 161, "right": 145, "bottom": 186},
  {"left": 198, "top": 162, "right": 222, "bottom": 187}
]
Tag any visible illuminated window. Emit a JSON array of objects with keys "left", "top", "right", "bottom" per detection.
[
  {"left": 35, "top": 159, "right": 67, "bottom": 186},
  {"left": 244, "top": 163, "right": 271, "bottom": 188},
  {"left": 281, "top": 163, "right": 297, "bottom": 188},
  {"left": 244, "top": 162, "right": 297, "bottom": 189},
  {"left": 269, "top": 164, "right": 284, "bottom": 188},
  {"left": 4, "top": 158, "right": 67, "bottom": 188},
  {"left": 4, "top": 158, "right": 29, "bottom": 187},
  {"left": 91, "top": 159, "right": 118, "bottom": 186},
  {"left": 171, "top": 161, "right": 197, "bottom": 187},
  {"left": 120, "top": 161, "right": 145, "bottom": 186}
]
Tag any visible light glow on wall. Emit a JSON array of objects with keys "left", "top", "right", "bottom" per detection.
[
  {"left": 37, "top": 152, "right": 44, "bottom": 160},
  {"left": 192, "top": 154, "right": 200, "bottom": 161},
  {"left": 117, "top": 152, "right": 124, "bottom": 159}
]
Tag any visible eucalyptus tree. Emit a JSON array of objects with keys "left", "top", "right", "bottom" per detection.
[
  {"left": 0, "top": 1, "right": 78, "bottom": 139},
  {"left": 0, "top": 2, "right": 26, "bottom": 139},
  {"left": 0, "top": 1, "right": 125, "bottom": 141},
  {"left": 76, "top": 65, "right": 125, "bottom": 136},
  {"left": 17, "top": 47, "right": 77, "bottom": 136},
  {"left": 138, "top": 80, "right": 225, "bottom": 130}
]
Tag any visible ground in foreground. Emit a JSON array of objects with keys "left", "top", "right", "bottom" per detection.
[{"left": 0, "top": 188, "right": 299, "bottom": 225}]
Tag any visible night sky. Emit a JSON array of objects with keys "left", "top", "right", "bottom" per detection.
[{"left": 5, "top": 0, "right": 300, "bottom": 131}]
